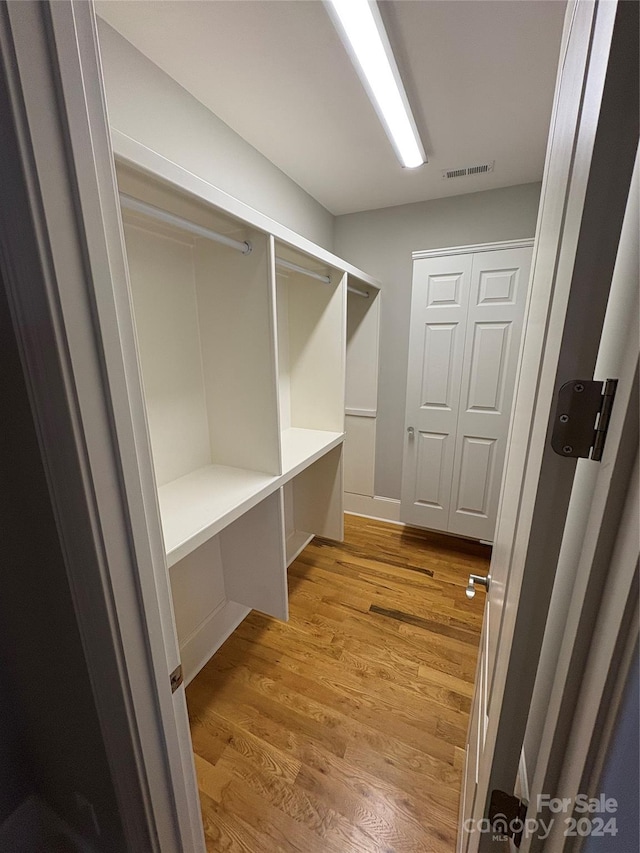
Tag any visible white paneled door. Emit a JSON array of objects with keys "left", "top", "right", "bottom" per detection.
[
  {"left": 401, "top": 253, "right": 472, "bottom": 530},
  {"left": 401, "top": 243, "right": 532, "bottom": 540},
  {"left": 448, "top": 247, "right": 532, "bottom": 539}
]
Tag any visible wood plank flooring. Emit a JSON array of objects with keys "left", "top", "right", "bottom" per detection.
[{"left": 186, "top": 514, "right": 490, "bottom": 853}]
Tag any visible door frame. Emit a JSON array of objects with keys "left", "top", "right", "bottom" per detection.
[
  {"left": 0, "top": 2, "right": 204, "bottom": 850},
  {"left": 522, "top": 148, "right": 639, "bottom": 852},
  {"left": 460, "top": 0, "right": 638, "bottom": 849},
  {"left": 532, "top": 448, "right": 639, "bottom": 853},
  {"left": 412, "top": 239, "right": 534, "bottom": 261}
]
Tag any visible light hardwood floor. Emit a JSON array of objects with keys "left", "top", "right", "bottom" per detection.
[{"left": 186, "top": 514, "right": 490, "bottom": 852}]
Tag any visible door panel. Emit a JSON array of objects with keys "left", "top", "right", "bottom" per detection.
[
  {"left": 465, "top": 323, "right": 511, "bottom": 413},
  {"left": 426, "top": 271, "right": 464, "bottom": 307},
  {"left": 401, "top": 255, "right": 472, "bottom": 529},
  {"left": 477, "top": 267, "right": 520, "bottom": 305},
  {"left": 448, "top": 248, "right": 532, "bottom": 541},
  {"left": 456, "top": 437, "right": 496, "bottom": 517},
  {"left": 421, "top": 323, "right": 459, "bottom": 408},
  {"left": 415, "top": 430, "right": 450, "bottom": 509}
]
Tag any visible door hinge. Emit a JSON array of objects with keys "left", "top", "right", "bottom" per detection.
[
  {"left": 551, "top": 378, "right": 617, "bottom": 461},
  {"left": 488, "top": 789, "right": 528, "bottom": 848},
  {"left": 170, "top": 664, "right": 183, "bottom": 693}
]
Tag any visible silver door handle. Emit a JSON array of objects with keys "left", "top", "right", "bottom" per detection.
[
  {"left": 466, "top": 573, "right": 490, "bottom": 599},
  {"left": 407, "top": 426, "right": 415, "bottom": 437}
]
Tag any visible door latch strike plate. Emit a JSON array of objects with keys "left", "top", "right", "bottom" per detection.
[
  {"left": 551, "top": 379, "right": 617, "bottom": 461},
  {"left": 170, "top": 664, "right": 183, "bottom": 693}
]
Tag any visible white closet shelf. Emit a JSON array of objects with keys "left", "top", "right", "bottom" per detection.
[
  {"left": 158, "top": 432, "right": 345, "bottom": 567},
  {"left": 159, "top": 465, "right": 279, "bottom": 567},
  {"left": 280, "top": 428, "right": 344, "bottom": 479}
]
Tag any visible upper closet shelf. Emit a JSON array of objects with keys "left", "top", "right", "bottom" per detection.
[{"left": 111, "top": 129, "right": 382, "bottom": 293}]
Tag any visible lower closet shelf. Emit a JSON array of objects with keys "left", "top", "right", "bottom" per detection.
[
  {"left": 159, "top": 465, "right": 279, "bottom": 566},
  {"left": 281, "top": 428, "right": 344, "bottom": 477},
  {"left": 167, "top": 443, "right": 346, "bottom": 682},
  {"left": 159, "top": 434, "right": 345, "bottom": 566}
]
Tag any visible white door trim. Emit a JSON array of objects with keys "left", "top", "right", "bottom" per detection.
[
  {"left": 532, "top": 448, "right": 639, "bottom": 853},
  {"left": 412, "top": 239, "right": 534, "bottom": 261},
  {"left": 522, "top": 148, "right": 639, "bottom": 853},
  {"left": 51, "top": 2, "right": 206, "bottom": 848},
  {"left": 459, "top": 0, "right": 638, "bottom": 849},
  {"left": 0, "top": 2, "right": 205, "bottom": 850}
]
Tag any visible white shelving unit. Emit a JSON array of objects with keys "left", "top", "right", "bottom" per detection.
[
  {"left": 115, "top": 153, "right": 380, "bottom": 684},
  {"left": 282, "top": 445, "right": 344, "bottom": 566},
  {"left": 344, "top": 276, "right": 381, "bottom": 508},
  {"left": 275, "top": 240, "right": 346, "bottom": 473}
]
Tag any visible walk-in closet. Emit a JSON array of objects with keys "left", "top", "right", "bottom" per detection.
[{"left": 6, "top": 2, "right": 633, "bottom": 853}]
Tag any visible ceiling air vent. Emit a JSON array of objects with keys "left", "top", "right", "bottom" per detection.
[{"left": 442, "top": 161, "right": 495, "bottom": 179}]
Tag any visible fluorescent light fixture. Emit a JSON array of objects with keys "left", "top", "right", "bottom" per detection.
[{"left": 327, "top": 0, "right": 426, "bottom": 168}]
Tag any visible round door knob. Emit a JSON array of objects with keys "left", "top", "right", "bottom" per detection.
[{"left": 407, "top": 426, "right": 415, "bottom": 436}]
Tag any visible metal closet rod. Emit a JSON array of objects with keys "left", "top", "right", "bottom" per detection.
[
  {"left": 119, "top": 193, "right": 253, "bottom": 254},
  {"left": 275, "top": 260, "right": 369, "bottom": 296},
  {"left": 275, "top": 257, "right": 332, "bottom": 284},
  {"left": 347, "top": 285, "right": 370, "bottom": 298},
  {"left": 120, "top": 193, "right": 371, "bottom": 295}
]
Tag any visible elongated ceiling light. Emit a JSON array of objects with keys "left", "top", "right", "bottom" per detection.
[{"left": 327, "top": 0, "right": 426, "bottom": 168}]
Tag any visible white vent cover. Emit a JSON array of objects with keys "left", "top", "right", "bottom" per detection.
[{"left": 442, "top": 161, "right": 495, "bottom": 179}]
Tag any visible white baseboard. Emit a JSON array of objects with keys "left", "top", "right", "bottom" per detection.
[
  {"left": 286, "top": 532, "right": 314, "bottom": 566},
  {"left": 0, "top": 795, "right": 98, "bottom": 853},
  {"left": 344, "top": 492, "right": 404, "bottom": 524},
  {"left": 181, "top": 599, "right": 250, "bottom": 686}
]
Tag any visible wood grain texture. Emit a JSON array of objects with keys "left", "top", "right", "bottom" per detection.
[{"left": 186, "top": 514, "right": 489, "bottom": 852}]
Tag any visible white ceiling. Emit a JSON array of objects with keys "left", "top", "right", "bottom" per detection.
[{"left": 97, "top": 0, "right": 566, "bottom": 216}]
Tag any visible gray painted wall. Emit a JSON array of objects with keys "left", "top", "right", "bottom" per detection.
[
  {"left": 334, "top": 184, "right": 542, "bottom": 500},
  {"left": 97, "top": 20, "right": 335, "bottom": 251}
]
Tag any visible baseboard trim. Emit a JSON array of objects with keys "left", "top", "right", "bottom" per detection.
[
  {"left": 181, "top": 600, "right": 250, "bottom": 685},
  {"left": 286, "top": 532, "right": 314, "bottom": 566},
  {"left": 344, "top": 495, "right": 490, "bottom": 544},
  {"left": 344, "top": 493, "right": 404, "bottom": 524}
]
